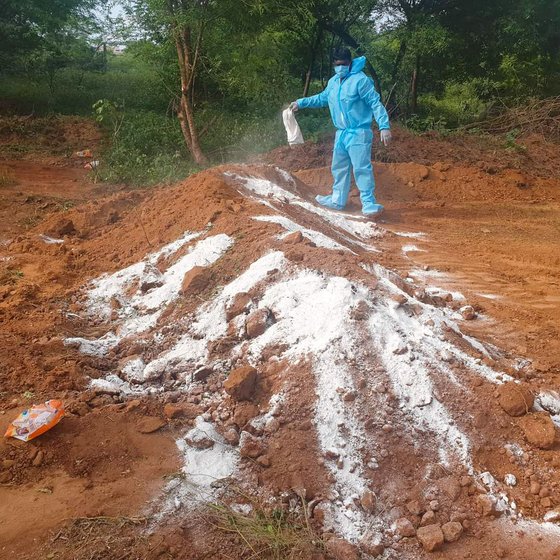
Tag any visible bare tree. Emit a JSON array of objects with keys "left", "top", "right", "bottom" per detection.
[{"left": 167, "top": 0, "right": 208, "bottom": 165}]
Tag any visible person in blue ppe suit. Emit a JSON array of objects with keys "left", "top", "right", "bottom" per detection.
[{"left": 290, "top": 47, "right": 391, "bottom": 216}]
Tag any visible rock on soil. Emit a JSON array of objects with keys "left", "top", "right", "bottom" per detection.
[
  {"left": 222, "top": 427, "right": 240, "bottom": 445},
  {"left": 245, "top": 308, "right": 274, "bottom": 338},
  {"left": 442, "top": 521, "right": 463, "bottom": 542},
  {"left": 224, "top": 365, "right": 258, "bottom": 401},
  {"left": 360, "top": 490, "right": 376, "bottom": 513},
  {"left": 193, "top": 366, "right": 213, "bottom": 382},
  {"left": 416, "top": 524, "right": 445, "bottom": 552},
  {"left": 361, "top": 542, "right": 385, "bottom": 558},
  {"left": 325, "top": 538, "right": 360, "bottom": 560},
  {"left": 476, "top": 494, "right": 500, "bottom": 517},
  {"left": 421, "top": 510, "right": 437, "bottom": 526},
  {"left": 226, "top": 292, "right": 252, "bottom": 320},
  {"left": 32, "top": 450, "right": 45, "bottom": 467},
  {"left": 437, "top": 476, "right": 462, "bottom": 501},
  {"left": 282, "top": 230, "right": 303, "bottom": 244},
  {"left": 163, "top": 402, "right": 201, "bottom": 419},
  {"left": 184, "top": 427, "right": 215, "bottom": 449},
  {"left": 459, "top": 305, "right": 477, "bottom": 320},
  {"left": 406, "top": 499, "right": 424, "bottom": 515},
  {"left": 137, "top": 417, "right": 167, "bottom": 434},
  {"left": 180, "top": 266, "right": 212, "bottom": 295},
  {"left": 498, "top": 382, "right": 534, "bottom": 416},
  {"left": 544, "top": 509, "right": 560, "bottom": 522},
  {"left": 395, "top": 518, "right": 416, "bottom": 537},
  {"left": 239, "top": 431, "right": 265, "bottom": 458},
  {"left": 256, "top": 454, "right": 271, "bottom": 467},
  {"left": 140, "top": 264, "right": 164, "bottom": 292},
  {"left": 519, "top": 412, "right": 556, "bottom": 449}
]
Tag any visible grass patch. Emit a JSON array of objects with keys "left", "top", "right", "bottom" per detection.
[
  {"left": 57, "top": 200, "right": 76, "bottom": 212},
  {"left": 209, "top": 495, "right": 324, "bottom": 560},
  {"left": 0, "top": 143, "right": 30, "bottom": 158},
  {"left": 0, "top": 114, "right": 100, "bottom": 158},
  {"left": 19, "top": 214, "right": 43, "bottom": 229},
  {"left": 0, "top": 166, "right": 18, "bottom": 187},
  {"left": 48, "top": 516, "right": 149, "bottom": 560},
  {"left": 0, "top": 268, "right": 24, "bottom": 284}
]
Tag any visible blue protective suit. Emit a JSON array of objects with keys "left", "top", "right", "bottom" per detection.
[{"left": 296, "top": 56, "right": 389, "bottom": 214}]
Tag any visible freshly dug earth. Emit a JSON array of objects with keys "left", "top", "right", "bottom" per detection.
[{"left": 1, "top": 122, "right": 560, "bottom": 560}]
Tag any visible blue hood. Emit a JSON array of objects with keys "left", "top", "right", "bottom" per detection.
[{"left": 350, "top": 56, "right": 367, "bottom": 75}]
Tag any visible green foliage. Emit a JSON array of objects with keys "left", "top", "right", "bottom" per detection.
[
  {"left": 0, "top": 53, "right": 169, "bottom": 115},
  {"left": 201, "top": 106, "right": 332, "bottom": 161},
  {"left": 403, "top": 114, "right": 448, "bottom": 134},
  {"left": 93, "top": 98, "right": 124, "bottom": 137},
  {"left": 95, "top": 103, "right": 333, "bottom": 185},
  {"left": 419, "top": 81, "right": 490, "bottom": 127},
  {"left": 0, "top": 0, "right": 93, "bottom": 68},
  {"left": 204, "top": 28, "right": 301, "bottom": 108},
  {"left": 95, "top": 110, "right": 196, "bottom": 186},
  {"left": 503, "top": 129, "right": 526, "bottom": 152},
  {"left": 2, "top": 0, "right": 560, "bottom": 187}
]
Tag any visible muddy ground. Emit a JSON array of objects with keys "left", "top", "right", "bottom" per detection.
[{"left": 1, "top": 118, "right": 559, "bottom": 559}]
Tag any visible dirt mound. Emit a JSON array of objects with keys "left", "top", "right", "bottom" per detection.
[
  {"left": 296, "top": 160, "right": 560, "bottom": 208},
  {"left": 2, "top": 151, "right": 560, "bottom": 559},
  {"left": 0, "top": 115, "right": 101, "bottom": 159},
  {"left": 260, "top": 125, "right": 560, "bottom": 180}
]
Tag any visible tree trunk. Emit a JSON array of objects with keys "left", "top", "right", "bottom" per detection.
[
  {"left": 386, "top": 39, "right": 407, "bottom": 115},
  {"left": 303, "top": 26, "right": 323, "bottom": 97},
  {"left": 410, "top": 54, "right": 420, "bottom": 114},
  {"left": 367, "top": 62, "right": 383, "bottom": 100},
  {"left": 391, "top": 40, "right": 407, "bottom": 83},
  {"left": 173, "top": 23, "right": 208, "bottom": 166}
]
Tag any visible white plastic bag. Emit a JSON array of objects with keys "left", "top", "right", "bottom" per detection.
[{"left": 282, "top": 108, "right": 304, "bottom": 146}]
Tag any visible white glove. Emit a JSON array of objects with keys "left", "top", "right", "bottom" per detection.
[
  {"left": 289, "top": 101, "right": 299, "bottom": 112},
  {"left": 380, "top": 129, "right": 392, "bottom": 146}
]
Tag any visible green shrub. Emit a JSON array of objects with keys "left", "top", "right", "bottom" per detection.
[
  {"left": 0, "top": 53, "right": 169, "bottom": 116},
  {"left": 96, "top": 109, "right": 196, "bottom": 185},
  {"left": 403, "top": 113, "right": 449, "bottom": 134},
  {"left": 416, "top": 80, "right": 490, "bottom": 128}
]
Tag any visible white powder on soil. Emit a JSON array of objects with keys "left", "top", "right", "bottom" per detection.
[
  {"left": 140, "top": 251, "right": 287, "bottom": 383},
  {"left": 253, "top": 215, "right": 350, "bottom": 252},
  {"left": 69, "top": 167, "right": 547, "bottom": 546},
  {"left": 227, "top": 173, "right": 381, "bottom": 242},
  {"left": 402, "top": 244, "right": 424, "bottom": 253},
  {"left": 65, "top": 233, "right": 233, "bottom": 361}
]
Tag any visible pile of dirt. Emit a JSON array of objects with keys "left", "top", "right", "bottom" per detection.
[
  {"left": 259, "top": 125, "right": 560, "bottom": 180},
  {"left": 0, "top": 115, "right": 101, "bottom": 159},
  {"left": 1, "top": 131, "right": 560, "bottom": 560}
]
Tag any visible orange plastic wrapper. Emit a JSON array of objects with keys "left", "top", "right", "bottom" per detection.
[
  {"left": 4, "top": 400, "right": 64, "bottom": 442},
  {"left": 75, "top": 149, "right": 93, "bottom": 158}
]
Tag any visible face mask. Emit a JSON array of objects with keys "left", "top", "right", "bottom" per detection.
[{"left": 334, "top": 65, "right": 350, "bottom": 77}]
